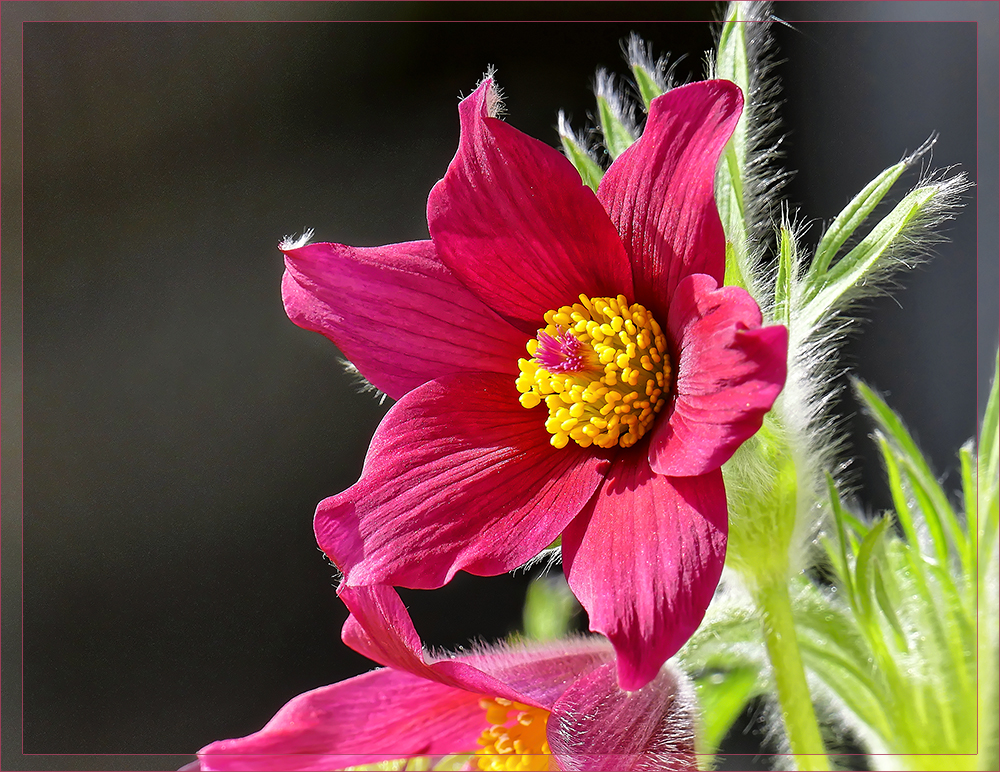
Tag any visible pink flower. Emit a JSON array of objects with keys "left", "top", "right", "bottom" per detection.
[
  {"left": 282, "top": 78, "right": 788, "bottom": 690},
  {"left": 192, "top": 586, "right": 699, "bottom": 771}
]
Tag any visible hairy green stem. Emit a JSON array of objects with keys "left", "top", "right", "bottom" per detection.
[{"left": 758, "top": 580, "right": 831, "bottom": 771}]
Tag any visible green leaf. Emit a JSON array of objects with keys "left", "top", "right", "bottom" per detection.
[
  {"left": 903, "top": 459, "right": 969, "bottom": 582},
  {"left": 864, "top": 386, "right": 980, "bottom": 714},
  {"left": 855, "top": 516, "right": 892, "bottom": 629},
  {"left": 799, "top": 184, "right": 938, "bottom": 330},
  {"left": 874, "top": 432, "right": 919, "bottom": 545},
  {"left": 875, "top": 431, "right": 972, "bottom": 690},
  {"left": 978, "top": 355, "right": 1000, "bottom": 597},
  {"left": 856, "top": 380, "right": 966, "bottom": 569},
  {"left": 718, "top": 142, "right": 746, "bottom": 234},
  {"left": 959, "top": 443, "right": 978, "bottom": 594},
  {"left": 824, "top": 473, "right": 856, "bottom": 607},
  {"left": 807, "top": 161, "right": 907, "bottom": 281},
  {"left": 716, "top": 4, "right": 749, "bottom": 82},
  {"left": 630, "top": 62, "right": 664, "bottom": 111},
  {"left": 557, "top": 115, "right": 604, "bottom": 192},
  {"left": 872, "top": 564, "right": 908, "bottom": 651},
  {"left": 792, "top": 578, "right": 893, "bottom": 739},
  {"left": 923, "top": 558, "right": 976, "bottom": 700},
  {"left": 980, "top": 484, "right": 1000, "bottom": 592},
  {"left": 773, "top": 227, "right": 794, "bottom": 326},
  {"left": 694, "top": 667, "right": 761, "bottom": 756},
  {"left": 976, "top": 362, "right": 1000, "bottom": 772},
  {"left": 872, "top": 432, "right": 973, "bottom": 701},
  {"left": 596, "top": 95, "right": 635, "bottom": 159},
  {"left": 715, "top": 2, "right": 749, "bottom": 165},
  {"left": 840, "top": 508, "right": 873, "bottom": 539},
  {"left": 803, "top": 379, "right": 994, "bottom": 760},
  {"left": 979, "top": 352, "right": 1000, "bottom": 522},
  {"left": 722, "top": 240, "right": 747, "bottom": 291},
  {"left": 713, "top": 3, "right": 749, "bottom": 251},
  {"left": 874, "top": 433, "right": 931, "bottom": 590}
]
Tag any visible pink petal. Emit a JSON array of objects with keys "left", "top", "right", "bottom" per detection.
[
  {"left": 427, "top": 79, "right": 633, "bottom": 333},
  {"left": 549, "top": 661, "right": 698, "bottom": 771},
  {"left": 597, "top": 80, "right": 742, "bottom": 316},
  {"left": 650, "top": 273, "right": 788, "bottom": 477},
  {"left": 315, "top": 371, "right": 610, "bottom": 589},
  {"left": 196, "top": 666, "right": 486, "bottom": 771},
  {"left": 338, "top": 585, "right": 530, "bottom": 703},
  {"left": 340, "top": 584, "right": 614, "bottom": 709},
  {"left": 562, "top": 460, "right": 728, "bottom": 691},
  {"left": 282, "top": 240, "right": 527, "bottom": 401}
]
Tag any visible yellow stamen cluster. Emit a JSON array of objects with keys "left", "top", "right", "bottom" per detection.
[
  {"left": 515, "top": 295, "right": 671, "bottom": 449},
  {"left": 475, "top": 697, "right": 554, "bottom": 772}
]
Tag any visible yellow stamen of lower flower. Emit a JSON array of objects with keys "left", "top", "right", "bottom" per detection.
[
  {"left": 475, "top": 697, "right": 554, "bottom": 772},
  {"left": 515, "top": 294, "right": 671, "bottom": 449}
]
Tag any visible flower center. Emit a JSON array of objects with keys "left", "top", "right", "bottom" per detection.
[
  {"left": 515, "top": 294, "right": 671, "bottom": 450},
  {"left": 475, "top": 697, "right": 553, "bottom": 771}
]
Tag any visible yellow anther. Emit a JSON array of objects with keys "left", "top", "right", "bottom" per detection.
[
  {"left": 519, "top": 393, "right": 541, "bottom": 409},
  {"left": 476, "top": 698, "right": 553, "bottom": 772},
  {"left": 515, "top": 296, "right": 672, "bottom": 449}
]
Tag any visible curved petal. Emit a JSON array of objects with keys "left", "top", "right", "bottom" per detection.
[
  {"left": 282, "top": 240, "right": 526, "bottom": 401},
  {"left": 597, "top": 80, "right": 742, "bottom": 316},
  {"left": 549, "top": 661, "right": 698, "bottom": 771},
  {"left": 562, "top": 460, "right": 728, "bottom": 691},
  {"left": 428, "top": 79, "right": 633, "bottom": 333},
  {"left": 340, "top": 585, "right": 613, "bottom": 709},
  {"left": 196, "top": 666, "right": 485, "bottom": 771},
  {"left": 316, "top": 371, "right": 610, "bottom": 589},
  {"left": 650, "top": 273, "right": 788, "bottom": 477},
  {"left": 338, "top": 585, "right": 532, "bottom": 704}
]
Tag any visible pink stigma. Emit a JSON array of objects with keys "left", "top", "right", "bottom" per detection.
[{"left": 535, "top": 327, "right": 588, "bottom": 373}]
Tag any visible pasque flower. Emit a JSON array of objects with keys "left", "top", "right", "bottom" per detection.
[
  {"left": 282, "top": 77, "right": 788, "bottom": 689},
  {"left": 192, "top": 585, "right": 699, "bottom": 771}
]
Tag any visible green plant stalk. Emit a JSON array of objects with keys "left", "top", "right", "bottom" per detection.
[{"left": 758, "top": 579, "right": 831, "bottom": 771}]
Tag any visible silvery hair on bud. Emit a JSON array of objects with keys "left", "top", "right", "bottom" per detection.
[
  {"left": 593, "top": 68, "right": 642, "bottom": 146},
  {"left": 625, "top": 32, "right": 684, "bottom": 96}
]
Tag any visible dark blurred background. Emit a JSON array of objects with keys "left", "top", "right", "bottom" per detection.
[{"left": 4, "top": 2, "right": 996, "bottom": 770}]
